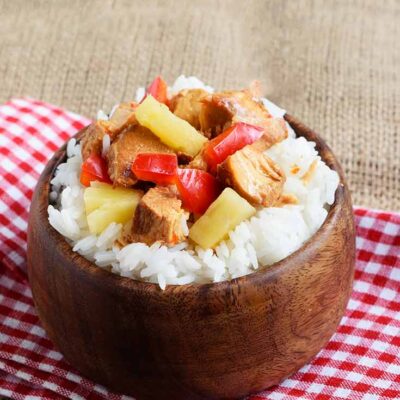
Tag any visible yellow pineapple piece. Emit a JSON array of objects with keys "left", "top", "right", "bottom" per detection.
[
  {"left": 84, "top": 182, "right": 142, "bottom": 214},
  {"left": 87, "top": 200, "right": 139, "bottom": 234},
  {"left": 135, "top": 95, "right": 207, "bottom": 157},
  {"left": 189, "top": 188, "right": 256, "bottom": 249},
  {"left": 83, "top": 183, "right": 142, "bottom": 234}
]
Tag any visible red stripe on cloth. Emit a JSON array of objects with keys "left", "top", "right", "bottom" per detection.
[
  {"left": 0, "top": 99, "right": 399, "bottom": 399},
  {"left": 0, "top": 370, "right": 60, "bottom": 400}
]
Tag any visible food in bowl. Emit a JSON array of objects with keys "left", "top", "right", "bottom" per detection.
[{"left": 48, "top": 76, "right": 339, "bottom": 289}]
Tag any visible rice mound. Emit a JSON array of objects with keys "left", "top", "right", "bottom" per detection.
[{"left": 48, "top": 76, "right": 340, "bottom": 289}]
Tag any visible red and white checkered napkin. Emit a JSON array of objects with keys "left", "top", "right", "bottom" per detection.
[{"left": 0, "top": 98, "right": 399, "bottom": 400}]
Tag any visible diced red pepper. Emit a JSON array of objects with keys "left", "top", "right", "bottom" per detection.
[
  {"left": 204, "top": 122, "right": 264, "bottom": 172},
  {"left": 131, "top": 153, "right": 178, "bottom": 185},
  {"left": 80, "top": 154, "right": 111, "bottom": 187},
  {"left": 142, "top": 76, "right": 168, "bottom": 105},
  {"left": 176, "top": 168, "right": 222, "bottom": 214}
]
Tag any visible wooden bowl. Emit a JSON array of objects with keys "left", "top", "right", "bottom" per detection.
[{"left": 27, "top": 115, "right": 355, "bottom": 400}]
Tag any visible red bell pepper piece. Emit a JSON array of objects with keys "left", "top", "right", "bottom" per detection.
[
  {"left": 131, "top": 153, "right": 178, "bottom": 185},
  {"left": 176, "top": 168, "right": 222, "bottom": 214},
  {"left": 80, "top": 154, "right": 111, "bottom": 187},
  {"left": 142, "top": 76, "right": 168, "bottom": 105},
  {"left": 204, "top": 122, "right": 264, "bottom": 172}
]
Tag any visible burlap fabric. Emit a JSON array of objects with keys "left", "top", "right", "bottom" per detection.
[{"left": 0, "top": 0, "right": 398, "bottom": 210}]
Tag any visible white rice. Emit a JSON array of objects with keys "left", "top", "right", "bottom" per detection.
[{"left": 48, "top": 76, "right": 340, "bottom": 289}]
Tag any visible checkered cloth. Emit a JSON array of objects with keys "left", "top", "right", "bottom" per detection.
[{"left": 0, "top": 99, "right": 399, "bottom": 400}]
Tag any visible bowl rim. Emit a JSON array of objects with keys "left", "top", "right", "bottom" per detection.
[{"left": 30, "top": 114, "right": 348, "bottom": 295}]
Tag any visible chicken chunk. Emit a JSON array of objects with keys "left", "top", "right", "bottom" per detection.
[
  {"left": 169, "top": 89, "right": 209, "bottom": 132},
  {"left": 128, "top": 186, "right": 187, "bottom": 246},
  {"left": 107, "top": 124, "right": 174, "bottom": 187},
  {"left": 218, "top": 145, "right": 285, "bottom": 207},
  {"left": 199, "top": 90, "right": 272, "bottom": 137},
  {"left": 248, "top": 117, "right": 288, "bottom": 152},
  {"left": 81, "top": 102, "right": 136, "bottom": 161},
  {"left": 81, "top": 121, "right": 108, "bottom": 161},
  {"left": 107, "top": 102, "right": 137, "bottom": 133}
]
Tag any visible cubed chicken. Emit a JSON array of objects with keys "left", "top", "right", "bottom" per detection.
[
  {"left": 107, "top": 124, "right": 174, "bottom": 187},
  {"left": 81, "top": 121, "right": 108, "bottom": 161},
  {"left": 218, "top": 145, "right": 285, "bottom": 207},
  {"left": 128, "top": 186, "right": 187, "bottom": 246},
  {"left": 199, "top": 90, "right": 271, "bottom": 137},
  {"left": 81, "top": 102, "right": 136, "bottom": 161},
  {"left": 107, "top": 102, "right": 137, "bottom": 133},
  {"left": 249, "top": 118, "right": 288, "bottom": 152},
  {"left": 169, "top": 89, "right": 209, "bottom": 132}
]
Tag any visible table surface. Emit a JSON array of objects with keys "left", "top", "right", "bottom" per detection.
[{"left": 0, "top": 0, "right": 399, "bottom": 211}]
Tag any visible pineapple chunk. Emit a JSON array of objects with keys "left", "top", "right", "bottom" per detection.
[
  {"left": 84, "top": 182, "right": 142, "bottom": 214},
  {"left": 87, "top": 200, "right": 138, "bottom": 234},
  {"left": 83, "top": 182, "right": 142, "bottom": 234},
  {"left": 189, "top": 188, "right": 256, "bottom": 249},
  {"left": 135, "top": 95, "right": 207, "bottom": 157}
]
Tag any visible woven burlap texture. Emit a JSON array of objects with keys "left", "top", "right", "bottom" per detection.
[{"left": 0, "top": 0, "right": 399, "bottom": 210}]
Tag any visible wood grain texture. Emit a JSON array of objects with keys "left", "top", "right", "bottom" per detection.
[{"left": 27, "top": 115, "right": 355, "bottom": 400}]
